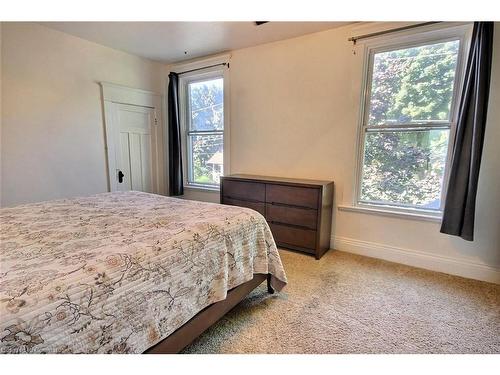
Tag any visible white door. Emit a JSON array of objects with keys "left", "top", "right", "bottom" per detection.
[
  {"left": 112, "top": 103, "right": 155, "bottom": 192},
  {"left": 101, "top": 82, "right": 164, "bottom": 194}
]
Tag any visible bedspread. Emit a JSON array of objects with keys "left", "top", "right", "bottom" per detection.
[{"left": 0, "top": 191, "right": 287, "bottom": 353}]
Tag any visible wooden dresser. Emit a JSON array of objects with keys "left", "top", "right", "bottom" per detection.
[{"left": 220, "top": 174, "right": 334, "bottom": 259}]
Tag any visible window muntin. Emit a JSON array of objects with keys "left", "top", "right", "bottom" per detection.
[
  {"left": 357, "top": 32, "right": 468, "bottom": 213},
  {"left": 183, "top": 76, "right": 224, "bottom": 188}
]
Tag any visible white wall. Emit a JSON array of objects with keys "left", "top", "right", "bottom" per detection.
[
  {"left": 0, "top": 22, "right": 165, "bottom": 207},
  {"left": 183, "top": 23, "right": 500, "bottom": 283}
]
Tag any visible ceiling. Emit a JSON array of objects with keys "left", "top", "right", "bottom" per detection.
[{"left": 41, "top": 22, "right": 350, "bottom": 64}]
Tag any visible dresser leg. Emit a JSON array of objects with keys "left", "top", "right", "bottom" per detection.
[{"left": 267, "top": 273, "right": 275, "bottom": 294}]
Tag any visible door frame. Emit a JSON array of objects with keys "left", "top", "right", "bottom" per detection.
[{"left": 100, "top": 82, "right": 164, "bottom": 194}]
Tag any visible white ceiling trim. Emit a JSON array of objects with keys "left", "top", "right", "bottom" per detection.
[{"left": 170, "top": 53, "right": 231, "bottom": 73}]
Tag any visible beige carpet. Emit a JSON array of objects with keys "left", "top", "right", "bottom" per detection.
[{"left": 183, "top": 249, "right": 500, "bottom": 354}]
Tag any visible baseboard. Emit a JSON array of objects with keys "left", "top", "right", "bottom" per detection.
[{"left": 332, "top": 236, "right": 500, "bottom": 284}]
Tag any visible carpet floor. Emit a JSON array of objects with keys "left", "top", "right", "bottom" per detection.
[{"left": 183, "top": 249, "right": 500, "bottom": 354}]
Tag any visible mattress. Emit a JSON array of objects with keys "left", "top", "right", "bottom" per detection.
[{"left": 0, "top": 191, "right": 287, "bottom": 353}]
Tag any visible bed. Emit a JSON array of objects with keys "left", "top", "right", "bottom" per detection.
[{"left": 0, "top": 191, "right": 287, "bottom": 353}]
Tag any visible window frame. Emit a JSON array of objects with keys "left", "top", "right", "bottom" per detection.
[
  {"left": 178, "top": 64, "right": 230, "bottom": 191},
  {"left": 353, "top": 23, "right": 473, "bottom": 217}
]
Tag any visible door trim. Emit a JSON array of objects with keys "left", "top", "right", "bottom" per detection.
[{"left": 100, "top": 82, "right": 164, "bottom": 194}]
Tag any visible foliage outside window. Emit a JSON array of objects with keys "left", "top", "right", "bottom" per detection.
[
  {"left": 184, "top": 76, "right": 224, "bottom": 187},
  {"left": 358, "top": 37, "right": 464, "bottom": 212}
]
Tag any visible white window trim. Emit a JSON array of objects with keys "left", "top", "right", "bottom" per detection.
[
  {"left": 173, "top": 55, "right": 231, "bottom": 192},
  {"left": 337, "top": 204, "right": 443, "bottom": 223},
  {"left": 351, "top": 23, "right": 473, "bottom": 219}
]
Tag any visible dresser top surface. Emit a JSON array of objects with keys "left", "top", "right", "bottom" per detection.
[{"left": 223, "top": 174, "right": 333, "bottom": 187}]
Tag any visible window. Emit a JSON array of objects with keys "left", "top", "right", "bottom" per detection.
[
  {"left": 179, "top": 68, "right": 227, "bottom": 190},
  {"left": 355, "top": 26, "right": 472, "bottom": 215}
]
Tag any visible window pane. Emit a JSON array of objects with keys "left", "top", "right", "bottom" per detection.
[
  {"left": 360, "top": 129, "right": 449, "bottom": 209},
  {"left": 368, "top": 40, "right": 460, "bottom": 126},
  {"left": 189, "top": 78, "right": 224, "bottom": 131},
  {"left": 189, "top": 134, "right": 223, "bottom": 185}
]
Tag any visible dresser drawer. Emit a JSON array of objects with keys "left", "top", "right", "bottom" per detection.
[
  {"left": 269, "top": 223, "right": 317, "bottom": 250},
  {"left": 222, "top": 179, "right": 265, "bottom": 202},
  {"left": 266, "top": 204, "right": 317, "bottom": 230},
  {"left": 266, "top": 184, "right": 319, "bottom": 209},
  {"left": 222, "top": 197, "right": 265, "bottom": 216}
]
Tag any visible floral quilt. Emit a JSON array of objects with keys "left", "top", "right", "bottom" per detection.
[{"left": 0, "top": 191, "right": 287, "bottom": 353}]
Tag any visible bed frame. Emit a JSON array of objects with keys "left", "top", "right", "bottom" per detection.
[{"left": 144, "top": 274, "right": 274, "bottom": 353}]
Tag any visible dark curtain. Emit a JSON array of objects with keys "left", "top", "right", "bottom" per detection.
[
  {"left": 440, "top": 22, "right": 494, "bottom": 241},
  {"left": 167, "top": 72, "right": 184, "bottom": 196}
]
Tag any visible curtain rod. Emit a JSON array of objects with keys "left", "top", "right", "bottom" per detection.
[
  {"left": 176, "top": 62, "right": 229, "bottom": 76},
  {"left": 348, "top": 22, "right": 441, "bottom": 44}
]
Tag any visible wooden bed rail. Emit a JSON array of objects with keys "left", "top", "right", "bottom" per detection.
[{"left": 145, "top": 274, "right": 270, "bottom": 354}]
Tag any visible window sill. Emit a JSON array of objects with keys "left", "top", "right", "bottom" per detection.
[
  {"left": 337, "top": 204, "right": 442, "bottom": 223},
  {"left": 184, "top": 185, "right": 220, "bottom": 193}
]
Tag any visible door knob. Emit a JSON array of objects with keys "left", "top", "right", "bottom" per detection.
[{"left": 118, "top": 170, "right": 124, "bottom": 183}]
